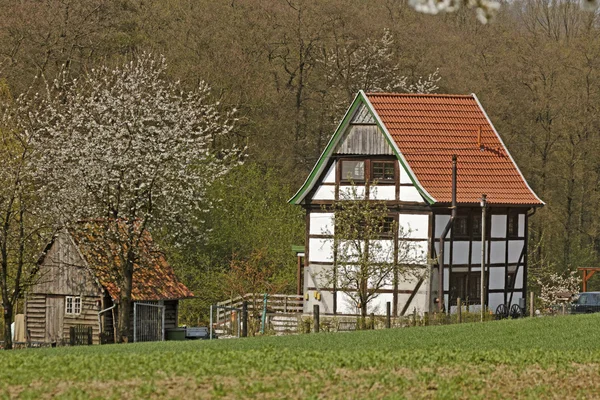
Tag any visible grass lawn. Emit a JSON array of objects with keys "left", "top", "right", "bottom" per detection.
[{"left": 2, "top": 314, "right": 600, "bottom": 399}]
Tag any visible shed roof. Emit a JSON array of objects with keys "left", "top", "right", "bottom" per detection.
[
  {"left": 290, "top": 91, "right": 543, "bottom": 206},
  {"left": 68, "top": 220, "right": 194, "bottom": 301}
]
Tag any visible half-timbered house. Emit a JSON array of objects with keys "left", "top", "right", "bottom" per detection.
[
  {"left": 290, "top": 91, "right": 544, "bottom": 316},
  {"left": 25, "top": 221, "right": 193, "bottom": 344}
]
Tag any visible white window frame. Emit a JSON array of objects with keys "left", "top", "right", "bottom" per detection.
[{"left": 65, "top": 296, "right": 82, "bottom": 315}]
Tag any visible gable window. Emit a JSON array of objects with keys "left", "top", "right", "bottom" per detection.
[
  {"left": 508, "top": 212, "right": 520, "bottom": 238},
  {"left": 372, "top": 161, "right": 395, "bottom": 182},
  {"left": 66, "top": 296, "right": 82, "bottom": 315},
  {"left": 340, "top": 160, "right": 365, "bottom": 182}
]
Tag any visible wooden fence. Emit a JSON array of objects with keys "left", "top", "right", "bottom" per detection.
[{"left": 216, "top": 294, "right": 303, "bottom": 321}]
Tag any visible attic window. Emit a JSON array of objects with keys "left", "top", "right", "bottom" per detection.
[
  {"left": 340, "top": 160, "right": 365, "bottom": 182},
  {"left": 372, "top": 161, "right": 395, "bottom": 181},
  {"left": 66, "top": 296, "right": 82, "bottom": 315}
]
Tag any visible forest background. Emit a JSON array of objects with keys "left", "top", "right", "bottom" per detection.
[{"left": 1, "top": 0, "right": 598, "bottom": 324}]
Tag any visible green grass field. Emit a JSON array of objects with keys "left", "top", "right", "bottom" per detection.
[{"left": 2, "top": 314, "right": 599, "bottom": 399}]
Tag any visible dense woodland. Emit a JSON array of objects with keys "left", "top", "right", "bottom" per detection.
[{"left": 1, "top": 0, "right": 600, "bottom": 324}]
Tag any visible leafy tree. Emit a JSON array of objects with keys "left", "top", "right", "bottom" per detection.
[
  {"left": 321, "top": 185, "right": 425, "bottom": 328},
  {"left": 165, "top": 163, "right": 305, "bottom": 325},
  {"left": 30, "top": 53, "right": 240, "bottom": 342}
]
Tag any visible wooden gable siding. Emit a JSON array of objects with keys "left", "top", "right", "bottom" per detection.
[
  {"left": 334, "top": 124, "right": 394, "bottom": 155},
  {"left": 25, "top": 294, "right": 101, "bottom": 344},
  {"left": 33, "top": 231, "right": 101, "bottom": 297}
]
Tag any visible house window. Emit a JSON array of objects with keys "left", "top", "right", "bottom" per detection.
[
  {"left": 508, "top": 212, "right": 520, "bottom": 238},
  {"left": 66, "top": 296, "right": 82, "bottom": 315},
  {"left": 380, "top": 217, "right": 396, "bottom": 237},
  {"left": 372, "top": 161, "right": 395, "bottom": 182},
  {"left": 340, "top": 160, "right": 365, "bottom": 182},
  {"left": 450, "top": 272, "right": 481, "bottom": 304},
  {"left": 472, "top": 214, "right": 482, "bottom": 239},
  {"left": 453, "top": 216, "right": 469, "bottom": 239}
]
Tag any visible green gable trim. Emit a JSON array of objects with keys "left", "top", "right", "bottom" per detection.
[
  {"left": 291, "top": 245, "right": 305, "bottom": 254},
  {"left": 288, "top": 91, "right": 436, "bottom": 205},
  {"left": 360, "top": 91, "right": 436, "bottom": 205}
]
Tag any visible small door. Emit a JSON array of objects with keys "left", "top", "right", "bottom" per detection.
[{"left": 45, "top": 296, "right": 64, "bottom": 343}]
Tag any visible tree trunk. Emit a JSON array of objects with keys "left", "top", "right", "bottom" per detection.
[
  {"left": 117, "top": 266, "right": 134, "bottom": 343},
  {"left": 3, "top": 303, "right": 13, "bottom": 350}
]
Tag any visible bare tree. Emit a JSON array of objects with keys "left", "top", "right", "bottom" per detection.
[{"left": 320, "top": 185, "right": 425, "bottom": 328}]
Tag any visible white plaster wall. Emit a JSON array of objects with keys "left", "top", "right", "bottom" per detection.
[
  {"left": 508, "top": 240, "right": 524, "bottom": 264},
  {"left": 339, "top": 185, "right": 366, "bottom": 200},
  {"left": 491, "top": 215, "right": 507, "bottom": 238},
  {"left": 489, "top": 266, "right": 505, "bottom": 290},
  {"left": 434, "top": 242, "right": 451, "bottom": 265},
  {"left": 489, "top": 293, "right": 504, "bottom": 311},
  {"left": 400, "top": 214, "right": 429, "bottom": 239},
  {"left": 402, "top": 240, "right": 428, "bottom": 264},
  {"left": 443, "top": 267, "right": 449, "bottom": 291},
  {"left": 490, "top": 241, "right": 506, "bottom": 264},
  {"left": 518, "top": 214, "right": 525, "bottom": 237},
  {"left": 452, "top": 241, "right": 470, "bottom": 265},
  {"left": 369, "top": 293, "right": 394, "bottom": 315},
  {"left": 400, "top": 186, "right": 424, "bottom": 202},
  {"left": 370, "top": 239, "right": 395, "bottom": 264},
  {"left": 471, "top": 241, "right": 482, "bottom": 266},
  {"left": 369, "top": 186, "right": 396, "bottom": 201},
  {"left": 313, "top": 185, "right": 336, "bottom": 201},
  {"left": 435, "top": 215, "right": 451, "bottom": 238},
  {"left": 323, "top": 162, "right": 336, "bottom": 183},
  {"left": 399, "top": 162, "right": 412, "bottom": 184},
  {"left": 510, "top": 293, "right": 523, "bottom": 307},
  {"left": 309, "top": 213, "right": 334, "bottom": 236},
  {"left": 336, "top": 292, "right": 358, "bottom": 314},
  {"left": 308, "top": 238, "right": 334, "bottom": 263},
  {"left": 515, "top": 267, "right": 523, "bottom": 288}
]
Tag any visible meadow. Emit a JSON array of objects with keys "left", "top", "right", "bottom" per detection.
[{"left": 2, "top": 314, "right": 599, "bottom": 399}]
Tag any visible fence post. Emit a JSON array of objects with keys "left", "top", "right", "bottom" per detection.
[
  {"left": 457, "top": 297, "right": 462, "bottom": 323},
  {"left": 529, "top": 292, "right": 534, "bottom": 317},
  {"left": 242, "top": 301, "right": 248, "bottom": 337},
  {"left": 413, "top": 307, "right": 417, "bottom": 326},
  {"left": 70, "top": 326, "right": 74, "bottom": 346},
  {"left": 88, "top": 326, "right": 92, "bottom": 345},
  {"left": 313, "top": 304, "right": 320, "bottom": 333},
  {"left": 133, "top": 303, "right": 137, "bottom": 343},
  {"left": 209, "top": 305, "right": 213, "bottom": 340},
  {"left": 386, "top": 302, "right": 391, "bottom": 329}
]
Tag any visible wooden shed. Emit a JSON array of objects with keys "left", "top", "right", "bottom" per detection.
[{"left": 25, "top": 220, "right": 193, "bottom": 345}]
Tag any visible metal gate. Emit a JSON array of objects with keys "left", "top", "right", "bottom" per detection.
[{"left": 133, "top": 302, "right": 165, "bottom": 343}]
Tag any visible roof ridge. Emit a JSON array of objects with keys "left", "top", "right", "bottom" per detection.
[{"left": 366, "top": 93, "right": 473, "bottom": 98}]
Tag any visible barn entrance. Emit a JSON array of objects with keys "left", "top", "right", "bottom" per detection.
[{"left": 133, "top": 302, "right": 165, "bottom": 342}]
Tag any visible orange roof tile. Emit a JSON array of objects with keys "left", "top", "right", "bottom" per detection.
[
  {"left": 366, "top": 93, "right": 543, "bottom": 206},
  {"left": 69, "top": 220, "right": 194, "bottom": 301}
]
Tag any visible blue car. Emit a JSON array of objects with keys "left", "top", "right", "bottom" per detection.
[{"left": 571, "top": 292, "right": 600, "bottom": 314}]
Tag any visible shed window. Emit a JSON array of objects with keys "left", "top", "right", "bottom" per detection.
[
  {"left": 372, "top": 162, "right": 395, "bottom": 181},
  {"left": 66, "top": 296, "right": 82, "bottom": 315},
  {"left": 340, "top": 160, "right": 365, "bottom": 182}
]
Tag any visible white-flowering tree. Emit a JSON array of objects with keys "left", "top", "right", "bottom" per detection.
[
  {"left": 409, "top": 0, "right": 598, "bottom": 24},
  {"left": 31, "top": 54, "right": 241, "bottom": 342},
  {"left": 320, "top": 186, "right": 426, "bottom": 328},
  {"left": 0, "top": 86, "right": 56, "bottom": 350},
  {"left": 536, "top": 270, "right": 581, "bottom": 307},
  {"left": 321, "top": 29, "right": 440, "bottom": 103}
]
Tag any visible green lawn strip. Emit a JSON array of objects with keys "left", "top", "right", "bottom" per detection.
[{"left": 0, "top": 315, "right": 598, "bottom": 398}]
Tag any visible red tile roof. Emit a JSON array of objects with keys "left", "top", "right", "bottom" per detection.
[
  {"left": 69, "top": 220, "right": 194, "bottom": 301},
  {"left": 366, "top": 93, "right": 543, "bottom": 206}
]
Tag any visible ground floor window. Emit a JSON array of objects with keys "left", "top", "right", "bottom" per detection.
[
  {"left": 450, "top": 272, "right": 481, "bottom": 305},
  {"left": 66, "top": 296, "right": 82, "bottom": 315}
]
